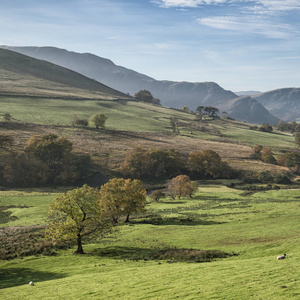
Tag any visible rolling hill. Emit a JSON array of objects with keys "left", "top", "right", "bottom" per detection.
[
  {"left": 0, "top": 47, "right": 295, "bottom": 177},
  {"left": 1, "top": 46, "right": 280, "bottom": 125}
]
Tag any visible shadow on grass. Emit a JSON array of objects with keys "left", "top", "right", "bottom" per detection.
[
  {"left": 92, "top": 246, "right": 237, "bottom": 263},
  {"left": 0, "top": 267, "right": 66, "bottom": 289},
  {"left": 0, "top": 210, "right": 18, "bottom": 224},
  {"left": 133, "top": 215, "right": 224, "bottom": 226}
]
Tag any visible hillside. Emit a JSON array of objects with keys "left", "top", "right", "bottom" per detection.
[
  {"left": 1, "top": 46, "right": 280, "bottom": 125},
  {"left": 0, "top": 48, "right": 128, "bottom": 99},
  {"left": 0, "top": 48, "right": 296, "bottom": 178},
  {"left": 253, "top": 88, "right": 300, "bottom": 122}
]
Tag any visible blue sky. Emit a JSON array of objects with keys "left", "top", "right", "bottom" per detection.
[{"left": 0, "top": 0, "right": 299, "bottom": 92}]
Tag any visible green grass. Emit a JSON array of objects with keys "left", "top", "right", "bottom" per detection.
[
  {"left": 1, "top": 184, "right": 300, "bottom": 299},
  {"left": 0, "top": 96, "right": 194, "bottom": 132},
  {"left": 212, "top": 121, "right": 295, "bottom": 148},
  {"left": 0, "top": 190, "right": 60, "bottom": 227}
]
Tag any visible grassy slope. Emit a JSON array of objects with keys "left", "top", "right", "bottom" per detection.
[
  {"left": 0, "top": 48, "right": 127, "bottom": 98},
  {"left": 0, "top": 94, "right": 296, "bottom": 174},
  {"left": 1, "top": 184, "right": 300, "bottom": 299},
  {"left": 0, "top": 48, "right": 297, "bottom": 174}
]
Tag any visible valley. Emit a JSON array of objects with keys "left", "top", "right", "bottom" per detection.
[{"left": 0, "top": 47, "right": 299, "bottom": 300}]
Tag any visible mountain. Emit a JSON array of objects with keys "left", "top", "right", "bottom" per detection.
[
  {"left": 1, "top": 46, "right": 279, "bottom": 124},
  {"left": 218, "top": 96, "right": 280, "bottom": 125},
  {"left": 235, "top": 91, "right": 261, "bottom": 96},
  {"left": 0, "top": 48, "right": 128, "bottom": 99},
  {"left": 252, "top": 88, "right": 300, "bottom": 122}
]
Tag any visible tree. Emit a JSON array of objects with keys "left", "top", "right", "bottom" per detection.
[
  {"left": 22, "top": 134, "right": 90, "bottom": 185},
  {"left": 90, "top": 113, "right": 108, "bottom": 129},
  {"left": 170, "top": 116, "right": 180, "bottom": 135},
  {"left": 296, "top": 132, "right": 300, "bottom": 147},
  {"left": 253, "top": 144, "right": 263, "bottom": 154},
  {"left": 120, "top": 147, "right": 183, "bottom": 179},
  {"left": 134, "top": 90, "right": 160, "bottom": 105},
  {"left": 259, "top": 123, "right": 273, "bottom": 132},
  {"left": 277, "top": 152, "right": 300, "bottom": 168},
  {"left": 188, "top": 149, "right": 232, "bottom": 178},
  {"left": 46, "top": 185, "right": 112, "bottom": 254},
  {"left": 180, "top": 106, "right": 189, "bottom": 112},
  {"left": 4, "top": 153, "right": 49, "bottom": 187},
  {"left": 73, "top": 118, "right": 89, "bottom": 127},
  {"left": 277, "top": 120, "right": 288, "bottom": 131},
  {"left": 196, "top": 105, "right": 205, "bottom": 120},
  {"left": 24, "top": 134, "right": 72, "bottom": 167},
  {"left": 149, "top": 190, "right": 165, "bottom": 202},
  {"left": 122, "top": 179, "right": 147, "bottom": 222},
  {"left": 261, "top": 147, "right": 273, "bottom": 159},
  {"left": 99, "top": 178, "right": 146, "bottom": 223},
  {"left": 168, "top": 175, "right": 196, "bottom": 199},
  {"left": 203, "top": 106, "right": 219, "bottom": 118}
]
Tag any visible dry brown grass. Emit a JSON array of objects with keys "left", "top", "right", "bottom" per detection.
[
  {"left": 0, "top": 120, "right": 289, "bottom": 175},
  {"left": 0, "top": 225, "right": 71, "bottom": 259}
]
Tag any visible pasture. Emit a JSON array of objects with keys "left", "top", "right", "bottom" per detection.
[{"left": 1, "top": 183, "right": 300, "bottom": 299}]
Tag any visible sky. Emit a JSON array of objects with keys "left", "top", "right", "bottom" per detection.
[{"left": 0, "top": 0, "right": 300, "bottom": 92}]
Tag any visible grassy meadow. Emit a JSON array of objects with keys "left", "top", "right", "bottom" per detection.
[
  {"left": 1, "top": 49, "right": 300, "bottom": 299},
  {"left": 1, "top": 183, "right": 300, "bottom": 299}
]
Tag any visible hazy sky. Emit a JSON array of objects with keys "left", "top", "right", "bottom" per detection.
[{"left": 1, "top": 0, "right": 300, "bottom": 92}]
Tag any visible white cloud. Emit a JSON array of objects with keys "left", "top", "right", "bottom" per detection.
[
  {"left": 151, "top": 0, "right": 229, "bottom": 8},
  {"left": 152, "top": 0, "right": 300, "bottom": 12},
  {"left": 247, "top": 0, "right": 300, "bottom": 15},
  {"left": 197, "top": 16, "right": 293, "bottom": 39}
]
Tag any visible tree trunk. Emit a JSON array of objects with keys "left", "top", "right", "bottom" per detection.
[
  {"left": 74, "top": 234, "right": 84, "bottom": 254},
  {"left": 125, "top": 214, "right": 130, "bottom": 223}
]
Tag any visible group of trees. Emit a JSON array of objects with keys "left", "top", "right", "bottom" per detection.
[
  {"left": 46, "top": 179, "right": 146, "bottom": 254},
  {"left": 277, "top": 120, "right": 300, "bottom": 133},
  {"left": 277, "top": 152, "right": 300, "bottom": 171},
  {"left": 120, "top": 148, "right": 183, "bottom": 179},
  {"left": 196, "top": 106, "right": 219, "bottom": 119},
  {"left": 0, "top": 134, "right": 91, "bottom": 187},
  {"left": 72, "top": 113, "right": 107, "bottom": 129},
  {"left": 277, "top": 121, "right": 300, "bottom": 147},
  {"left": 251, "top": 145, "right": 277, "bottom": 165},
  {"left": 120, "top": 147, "right": 235, "bottom": 180},
  {"left": 134, "top": 90, "right": 161, "bottom": 105},
  {"left": 250, "top": 123, "right": 273, "bottom": 132},
  {"left": 251, "top": 144, "right": 300, "bottom": 172}
]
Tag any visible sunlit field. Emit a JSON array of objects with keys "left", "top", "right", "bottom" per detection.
[{"left": 1, "top": 183, "right": 299, "bottom": 299}]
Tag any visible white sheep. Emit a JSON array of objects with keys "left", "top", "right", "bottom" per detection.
[
  {"left": 29, "top": 281, "right": 34, "bottom": 286},
  {"left": 277, "top": 254, "right": 286, "bottom": 260}
]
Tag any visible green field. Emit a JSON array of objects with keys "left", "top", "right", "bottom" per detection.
[
  {"left": 1, "top": 183, "right": 300, "bottom": 299},
  {"left": 0, "top": 96, "right": 194, "bottom": 132}
]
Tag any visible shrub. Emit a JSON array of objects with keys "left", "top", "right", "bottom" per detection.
[
  {"left": 73, "top": 118, "right": 89, "bottom": 127},
  {"left": 90, "top": 113, "right": 107, "bottom": 129},
  {"left": 258, "top": 171, "right": 274, "bottom": 183}
]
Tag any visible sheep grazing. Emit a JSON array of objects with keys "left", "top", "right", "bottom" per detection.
[
  {"left": 29, "top": 281, "right": 34, "bottom": 286},
  {"left": 277, "top": 254, "right": 286, "bottom": 260}
]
